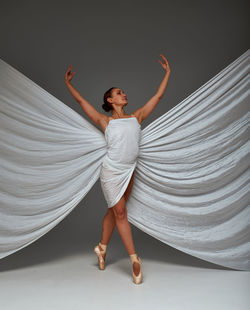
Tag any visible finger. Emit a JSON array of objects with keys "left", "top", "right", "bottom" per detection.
[{"left": 160, "top": 54, "right": 167, "bottom": 62}]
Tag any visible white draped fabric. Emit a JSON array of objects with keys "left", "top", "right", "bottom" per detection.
[
  {"left": 0, "top": 50, "right": 249, "bottom": 270},
  {"left": 100, "top": 116, "right": 141, "bottom": 208}
]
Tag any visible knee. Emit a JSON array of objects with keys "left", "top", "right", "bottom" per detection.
[
  {"left": 116, "top": 211, "right": 126, "bottom": 221},
  {"left": 113, "top": 206, "right": 127, "bottom": 221}
]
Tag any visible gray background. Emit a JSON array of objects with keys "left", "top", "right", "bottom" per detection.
[{"left": 0, "top": 0, "right": 249, "bottom": 269}]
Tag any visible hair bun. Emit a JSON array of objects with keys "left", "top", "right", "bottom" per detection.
[
  {"left": 102, "top": 102, "right": 111, "bottom": 112},
  {"left": 102, "top": 87, "right": 117, "bottom": 112}
]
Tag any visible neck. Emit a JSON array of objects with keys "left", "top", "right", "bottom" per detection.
[{"left": 111, "top": 108, "right": 126, "bottom": 118}]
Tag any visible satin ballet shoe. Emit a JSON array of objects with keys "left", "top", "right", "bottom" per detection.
[
  {"left": 129, "top": 253, "right": 143, "bottom": 284},
  {"left": 94, "top": 242, "right": 107, "bottom": 270}
]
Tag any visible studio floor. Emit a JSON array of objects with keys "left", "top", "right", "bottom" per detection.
[{"left": 0, "top": 227, "right": 249, "bottom": 310}]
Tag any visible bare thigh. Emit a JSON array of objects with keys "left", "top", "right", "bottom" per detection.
[
  {"left": 124, "top": 171, "right": 135, "bottom": 202},
  {"left": 111, "top": 171, "right": 135, "bottom": 217}
]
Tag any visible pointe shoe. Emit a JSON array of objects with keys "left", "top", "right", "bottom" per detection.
[
  {"left": 94, "top": 242, "right": 107, "bottom": 270},
  {"left": 129, "top": 253, "right": 143, "bottom": 284}
]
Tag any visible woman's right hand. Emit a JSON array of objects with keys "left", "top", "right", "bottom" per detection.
[{"left": 65, "top": 65, "right": 76, "bottom": 84}]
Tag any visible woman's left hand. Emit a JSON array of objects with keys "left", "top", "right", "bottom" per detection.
[{"left": 158, "top": 54, "right": 171, "bottom": 74}]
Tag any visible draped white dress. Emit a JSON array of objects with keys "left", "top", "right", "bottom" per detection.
[
  {"left": 0, "top": 49, "right": 249, "bottom": 270},
  {"left": 100, "top": 116, "right": 141, "bottom": 208}
]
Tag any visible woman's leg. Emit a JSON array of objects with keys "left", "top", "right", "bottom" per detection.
[
  {"left": 111, "top": 171, "right": 136, "bottom": 254},
  {"left": 111, "top": 196, "right": 141, "bottom": 276},
  {"left": 111, "top": 196, "right": 135, "bottom": 255},
  {"left": 100, "top": 208, "right": 116, "bottom": 246},
  {"left": 100, "top": 170, "right": 135, "bottom": 249},
  {"left": 96, "top": 208, "right": 115, "bottom": 262}
]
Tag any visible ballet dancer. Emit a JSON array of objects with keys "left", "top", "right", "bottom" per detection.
[{"left": 64, "top": 54, "right": 171, "bottom": 284}]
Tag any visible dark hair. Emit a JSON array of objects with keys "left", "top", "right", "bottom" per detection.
[{"left": 102, "top": 87, "right": 117, "bottom": 112}]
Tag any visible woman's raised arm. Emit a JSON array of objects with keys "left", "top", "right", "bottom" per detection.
[
  {"left": 64, "top": 65, "right": 105, "bottom": 125},
  {"left": 133, "top": 54, "right": 171, "bottom": 123}
]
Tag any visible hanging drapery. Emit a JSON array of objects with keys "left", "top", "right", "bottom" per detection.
[{"left": 0, "top": 50, "right": 249, "bottom": 270}]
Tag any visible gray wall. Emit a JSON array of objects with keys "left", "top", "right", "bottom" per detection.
[{"left": 0, "top": 0, "right": 249, "bottom": 266}]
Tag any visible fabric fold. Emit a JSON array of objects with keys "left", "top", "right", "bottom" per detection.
[
  {"left": 0, "top": 58, "right": 107, "bottom": 258},
  {"left": 127, "top": 49, "right": 250, "bottom": 270},
  {"left": 0, "top": 50, "right": 249, "bottom": 270}
]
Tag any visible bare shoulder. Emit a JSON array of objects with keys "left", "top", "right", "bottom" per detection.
[
  {"left": 131, "top": 108, "right": 143, "bottom": 125},
  {"left": 97, "top": 114, "right": 112, "bottom": 134}
]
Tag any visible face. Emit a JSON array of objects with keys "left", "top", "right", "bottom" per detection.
[{"left": 108, "top": 88, "right": 128, "bottom": 107}]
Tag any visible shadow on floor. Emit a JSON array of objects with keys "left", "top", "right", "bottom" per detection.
[{"left": 0, "top": 222, "right": 234, "bottom": 272}]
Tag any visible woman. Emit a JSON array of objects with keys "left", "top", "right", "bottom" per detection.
[{"left": 64, "top": 54, "right": 171, "bottom": 284}]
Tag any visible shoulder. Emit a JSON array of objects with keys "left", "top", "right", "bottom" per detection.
[
  {"left": 97, "top": 114, "right": 111, "bottom": 133},
  {"left": 98, "top": 114, "right": 111, "bottom": 124},
  {"left": 131, "top": 110, "right": 143, "bottom": 125}
]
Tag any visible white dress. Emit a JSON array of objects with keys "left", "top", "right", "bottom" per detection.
[
  {"left": 100, "top": 116, "right": 141, "bottom": 208},
  {"left": 0, "top": 50, "right": 249, "bottom": 270}
]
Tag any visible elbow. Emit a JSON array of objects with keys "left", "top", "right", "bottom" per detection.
[{"left": 156, "top": 93, "right": 163, "bottom": 100}]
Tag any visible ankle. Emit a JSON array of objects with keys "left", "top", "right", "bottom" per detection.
[
  {"left": 99, "top": 242, "right": 107, "bottom": 252},
  {"left": 129, "top": 253, "right": 139, "bottom": 263}
]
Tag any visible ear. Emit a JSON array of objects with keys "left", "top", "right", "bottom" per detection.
[{"left": 107, "top": 97, "right": 113, "bottom": 104}]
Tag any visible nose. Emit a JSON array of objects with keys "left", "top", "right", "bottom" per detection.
[{"left": 121, "top": 91, "right": 127, "bottom": 99}]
